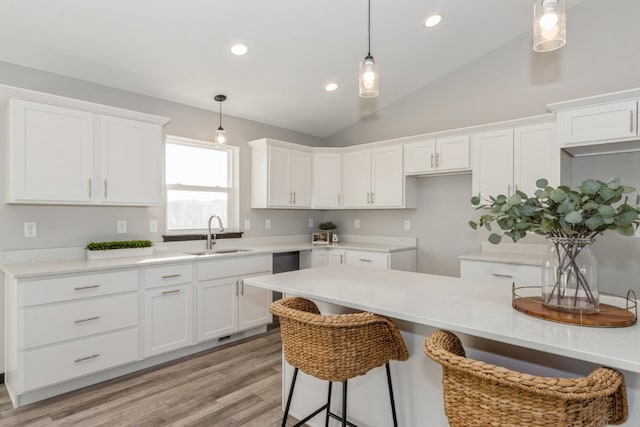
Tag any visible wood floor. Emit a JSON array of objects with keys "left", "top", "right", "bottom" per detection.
[{"left": 0, "top": 329, "right": 304, "bottom": 426}]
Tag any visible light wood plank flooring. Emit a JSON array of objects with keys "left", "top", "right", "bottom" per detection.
[{"left": 0, "top": 329, "right": 304, "bottom": 426}]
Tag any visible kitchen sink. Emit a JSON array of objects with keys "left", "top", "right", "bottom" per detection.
[{"left": 184, "top": 248, "right": 253, "bottom": 256}]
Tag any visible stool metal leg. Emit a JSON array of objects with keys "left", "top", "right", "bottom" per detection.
[
  {"left": 385, "top": 363, "right": 399, "bottom": 427},
  {"left": 325, "top": 382, "right": 333, "bottom": 427},
  {"left": 342, "top": 380, "right": 348, "bottom": 427},
  {"left": 282, "top": 367, "right": 299, "bottom": 427}
]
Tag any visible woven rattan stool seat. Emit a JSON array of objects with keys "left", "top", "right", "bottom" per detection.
[
  {"left": 423, "top": 329, "right": 628, "bottom": 427},
  {"left": 270, "top": 297, "right": 409, "bottom": 427}
]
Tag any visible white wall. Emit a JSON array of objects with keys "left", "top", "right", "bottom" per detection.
[
  {"left": 0, "top": 61, "right": 326, "bottom": 251},
  {"left": 322, "top": 0, "right": 640, "bottom": 295}
]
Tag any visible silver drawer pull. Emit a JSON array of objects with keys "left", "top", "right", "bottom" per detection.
[
  {"left": 74, "top": 353, "right": 100, "bottom": 363},
  {"left": 161, "top": 289, "right": 181, "bottom": 295},
  {"left": 359, "top": 259, "right": 372, "bottom": 263},
  {"left": 74, "top": 285, "right": 100, "bottom": 291},
  {"left": 492, "top": 273, "right": 513, "bottom": 278},
  {"left": 74, "top": 316, "right": 100, "bottom": 324},
  {"left": 161, "top": 274, "right": 181, "bottom": 279}
]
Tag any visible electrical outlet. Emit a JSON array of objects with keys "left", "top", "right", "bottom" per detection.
[
  {"left": 117, "top": 220, "right": 127, "bottom": 233},
  {"left": 265, "top": 219, "right": 271, "bottom": 229},
  {"left": 404, "top": 220, "right": 411, "bottom": 231},
  {"left": 149, "top": 219, "right": 158, "bottom": 233},
  {"left": 354, "top": 219, "right": 360, "bottom": 229},
  {"left": 24, "top": 222, "right": 37, "bottom": 238},
  {"left": 244, "top": 219, "right": 251, "bottom": 230},
  {"left": 308, "top": 218, "right": 314, "bottom": 228}
]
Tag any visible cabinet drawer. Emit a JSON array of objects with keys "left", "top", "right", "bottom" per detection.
[
  {"left": 460, "top": 260, "right": 541, "bottom": 286},
  {"left": 558, "top": 100, "right": 638, "bottom": 145},
  {"left": 197, "top": 254, "right": 272, "bottom": 281},
  {"left": 21, "top": 328, "right": 139, "bottom": 392},
  {"left": 21, "top": 293, "right": 138, "bottom": 349},
  {"left": 344, "top": 250, "right": 388, "bottom": 268},
  {"left": 144, "top": 263, "right": 193, "bottom": 289},
  {"left": 21, "top": 270, "right": 138, "bottom": 307}
]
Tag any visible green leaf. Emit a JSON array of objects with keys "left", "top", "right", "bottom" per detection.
[
  {"left": 585, "top": 215, "right": 604, "bottom": 230},
  {"left": 468, "top": 221, "right": 478, "bottom": 230},
  {"left": 617, "top": 224, "right": 635, "bottom": 236},
  {"left": 549, "top": 188, "right": 567, "bottom": 203},
  {"left": 622, "top": 185, "right": 636, "bottom": 194},
  {"left": 606, "top": 177, "right": 621, "bottom": 190},
  {"left": 470, "top": 196, "right": 481, "bottom": 205},
  {"left": 581, "top": 179, "right": 602, "bottom": 195},
  {"left": 507, "top": 194, "right": 522, "bottom": 205},
  {"left": 598, "top": 205, "right": 615, "bottom": 218},
  {"left": 557, "top": 202, "right": 575, "bottom": 214},
  {"left": 565, "top": 211, "right": 583, "bottom": 224},
  {"left": 598, "top": 186, "right": 617, "bottom": 202},
  {"left": 488, "top": 233, "right": 502, "bottom": 244},
  {"left": 536, "top": 178, "right": 548, "bottom": 189},
  {"left": 519, "top": 204, "right": 536, "bottom": 217},
  {"left": 616, "top": 210, "right": 639, "bottom": 225}
]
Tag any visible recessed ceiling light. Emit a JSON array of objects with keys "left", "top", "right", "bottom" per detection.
[
  {"left": 424, "top": 14, "right": 443, "bottom": 28},
  {"left": 230, "top": 43, "right": 249, "bottom": 56},
  {"left": 324, "top": 83, "right": 339, "bottom": 92}
]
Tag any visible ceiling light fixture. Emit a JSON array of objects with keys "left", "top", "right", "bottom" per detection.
[
  {"left": 214, "top": 94, "right": 227, "bottom": 144},
  {"left": 424, "top": 14, "right": 443, "bottom": 28},
  {"left": 325, "top": 82, "right": 339, "bottom": 92},
  {"left": 533, "top": 0, "right": 566, "bottom": 52},
  {"left": 230, "top": 43, "right": 249, "bottom": 56},
  {"left": 359, "top": 0, "right": 379, "bottom": 98}
]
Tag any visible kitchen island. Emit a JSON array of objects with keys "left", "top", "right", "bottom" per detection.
[{"left": 245, "top": 264, "right": 639, "bottom": 426}]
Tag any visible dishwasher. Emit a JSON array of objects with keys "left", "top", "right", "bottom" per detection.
[{"left": 271, "top": 251, "right": 300, "bottom": 327}]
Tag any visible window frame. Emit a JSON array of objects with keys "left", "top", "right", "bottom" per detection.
[{"left": 164, "top": 135, "right": 239, "bottom": 234}]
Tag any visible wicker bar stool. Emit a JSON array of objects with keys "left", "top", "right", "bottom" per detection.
[
  {"left": 423, "top": 329, "right": 628, "bottom": 427},
  {"left": 270, "top": 297, "right": 409, "bottom": 427}
]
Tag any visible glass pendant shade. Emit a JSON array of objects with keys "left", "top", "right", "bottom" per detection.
[
  {"left": 215, "top": 127, "right": 227, "bottom": 145},
  {"left": 359, "top": 54, "right": 379, "bottom": 98},
  {"left": 533, "top": 0, "right": 566, "bottom": 52}
]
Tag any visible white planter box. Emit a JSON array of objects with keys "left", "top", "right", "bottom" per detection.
[{"left": 87, "top": 247, "right": 153, "bottom": 260}]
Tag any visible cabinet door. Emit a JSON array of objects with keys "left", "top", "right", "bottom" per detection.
[
  {"left": 436, "top": 135, "right": 470, "bottom": 172},
  {"left": 472, "top": 129, "right": 514, "bottom": 198},
  {"left": 312, "top": 249, "right": 329, "bottom": 267},
  {"left": 9, "top": 99, "right": 94, "bottom": 203},
  {"left": 313, "top": 152, "right": 342, "bottom": 208},
  {"left": 100, "top": 115, "right": 162, "bottom": 205},
  {"left": 290, "top": 150, "right": 312, "bottom": 207},
  {"left": 558, "top": 100, "right": 638, "bottom": 145},
  {"left": 144, "top": 284, "right": 193, "bottom": 357},
  {"left": 238, "top": 274, "right": 272, "bottom": 331},
  {"left": 328, "top": 249, "right": 346, "bottom": 265},
  {"left": 267, "top": 145, "right": 292, "bottom": 207},
  {"left": 514, "top": 123, "right": 557, "bottom": 196},
  {"left": 371, "top": 145, "right": 403, "bottom": 207},
  {"left": 404, "top": 139, "right": 436, "bottom": 175},
  {"left": 342, "top": 149, "right": 372, "bottom": 207},
  {"left": 196, "top": 278, "right": 238, "bottom": 342}
]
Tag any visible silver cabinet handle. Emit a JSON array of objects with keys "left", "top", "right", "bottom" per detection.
[
  {"left": 337, "top": 193, "right": 341, "bottom": 205},
  {"left": 104, "top": 180, "right": 108, "bottom": 198},
  {"left": 293, "top": 192, "right": 296, "bottom": 204},
  {"left": 366, "top": 192, "right": 370, "bottom": 204},
  {"left": 75, "top": 353, "right": 100, "bottom": 363},
  {"left": 340, "top": 254, "right": 344, "bottom": 264},
  {"left": 371, "top": 192, "right": 375, "bottom": 204},
  {"left": 161, "top": 274, "right": 181, "bottom": 279},
  {"left": 435, "top": 152, "right": 440, "bottom": 168},
  {"left": 631, "top": 110, "right": 635, "bottom": 133},
  {"left": 359, "top": 258, "right": 372, "bottom": 263},
  {"left": 74, "top": 316, "right": 100, "bottom": 324},
  {"left": 240, "top": 279, "right": 244, "bottom": 296},
  {"left": 161, "top": 289, "right": 181, "bottom": 295},
  {"left": 430, "top": 153, "right": 434, "bottom": 168},
  {"left": 492, "top": 273, "right": 513, "bottom": 278},
  {"left": 88, "top": 178, "right": 92, "bottom": 198},
  {"left": 74, "top": 284, "right": 100, "bottom": 291}
]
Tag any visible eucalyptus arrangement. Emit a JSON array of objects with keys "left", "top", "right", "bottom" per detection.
[
  {"left": 318, "top": 221, "right": 338, "bottom": 231},
  {"left": 469, "top": 178, "right": 640, "bottom": 312}
]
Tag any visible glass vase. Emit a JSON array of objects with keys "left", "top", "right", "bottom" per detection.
[{"left": 541, "top": 237, "right": 599, "bottom": 313}]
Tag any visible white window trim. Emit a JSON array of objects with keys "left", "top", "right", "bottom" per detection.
[{"left": 164, "top": 135, "right": 239, "bottom": 233}]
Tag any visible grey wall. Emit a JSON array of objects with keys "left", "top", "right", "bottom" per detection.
[
  {"left": 0, "top": 61, "right": 326, "bottom": 250},
  {"left": 322, "top": 0, "right": 640, "bottom": 294}
]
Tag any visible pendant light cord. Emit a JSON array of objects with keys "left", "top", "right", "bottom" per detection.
[
  {"left": 367, "top": 0, "right": 371, "bottom": 56},
  {"left": 219, "top": 102, "right": 222, "bottom": 128}
]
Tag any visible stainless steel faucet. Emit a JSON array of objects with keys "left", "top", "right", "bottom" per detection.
[{"left": 207, "top": 215, "right": 225, "bottom": 250}]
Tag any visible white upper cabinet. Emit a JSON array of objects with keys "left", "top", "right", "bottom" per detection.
[
  {"left": 6, "top": 94, "right": 169, "bottom": 205},
  {"left": 343, "top": 145, "right": 407, "bottom": 208},
  {"left": 548, "top": 88, "right": 640, "bottom": 156},
  {"left": 404, "top": 135, "right": 470, "bottom": 175},
  {"left": 249, "top": 138, "right": 312, "bottom": 209},
  {"left": 473, "top": 121, "right": 558, "bottom": 198},
  {"left": 312, "top": 150, "right": 342, "bottom": 209}
]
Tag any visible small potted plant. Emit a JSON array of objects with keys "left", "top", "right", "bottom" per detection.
[
  {"left": 86, "top": 240, "right": 153, "bottom": 260},
  {"left": 469, "top": 177, "right": 640, "bottom": 313}
]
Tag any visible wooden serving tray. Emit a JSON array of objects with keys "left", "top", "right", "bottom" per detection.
[{"left": 512, "top": 286, "right": 637, "bottom": 328}]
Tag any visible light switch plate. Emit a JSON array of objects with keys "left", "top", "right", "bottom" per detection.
[
  {"left": 244, "top": 219, "right": 251, "bottom": 230},
  {"left": 308, "top": 218, "right": 314, "bottom": 228},
  {"left": 24, "top": 222, "right": 37, "bottom": 238},
  {"left": 117, "top": 220, "right": 127, "bottom": 233},
  {"left": 265, "top": 219, "right": 271, "bottom": 229},
  {"left": 354, "top": 219, "right": 360, "bottom": 229},
  {"left": 149, "top": 219, "right": 158, "bottom": 233},
  {"left": 404, "top": 220, "right": 411, "bottom": 231}
]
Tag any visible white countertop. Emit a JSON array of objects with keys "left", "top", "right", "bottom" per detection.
[{"left": 245, "top": 265, "right": 640, "bottom": 374}]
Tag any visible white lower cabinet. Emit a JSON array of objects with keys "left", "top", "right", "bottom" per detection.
[
  {"left": 238, "top": 273, "right": 274, "bottom": 330},
  {"left": 460, "top": 259, "right": 541, "bottom": 286},
  {"left": 144, "top": 284, "right": 194, "bottom": 357},
  {"left": 197, "top": 278, "right": 238, "bottom": 342}
]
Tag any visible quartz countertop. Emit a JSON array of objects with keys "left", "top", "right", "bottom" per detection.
[{"left": 245, "top": 264, "right": 640, "bottom": 374}]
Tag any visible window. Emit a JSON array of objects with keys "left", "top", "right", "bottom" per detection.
[{"left": 165, "top": 136, "right": 237, "bottom": 232}]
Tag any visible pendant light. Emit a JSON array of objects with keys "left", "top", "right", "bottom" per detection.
[
  {"left": 359, "top": 0, "right": 379, "bottom": 98},
  {"left": 533, "top": 0, "right": 566, "bottom": 52},
  {"left": 214, "top": 94, "right": 227, "bottom": 144}
]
